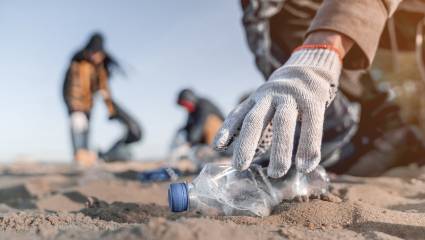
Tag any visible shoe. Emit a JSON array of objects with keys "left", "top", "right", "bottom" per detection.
[{"left": 74, "top": 149, "right": 97, "bottom": 168}]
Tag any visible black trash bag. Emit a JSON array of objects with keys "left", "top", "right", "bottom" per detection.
[{"left": 100, "top": 101, "right": 143, "bottom": 162}]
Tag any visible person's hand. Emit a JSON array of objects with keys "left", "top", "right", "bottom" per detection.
[{"left": 214, "top": 46, "right": 342, "bottom": 178}]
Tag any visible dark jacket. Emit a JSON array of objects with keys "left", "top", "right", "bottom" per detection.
[{"left": 184, "top": 98, "right": 224, "bottom": 145}]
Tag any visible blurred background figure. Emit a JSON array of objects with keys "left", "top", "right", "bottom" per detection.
[
  {"left": 167, "top": 88, "right": 226, "bottom": 168},
  {"left": 130, "top": 89, "right": 227, "bottom": 183},
  {"left": 177, "top": 88, "right": 224, "bottom": 147},
  {"left": 62, "top": 32, "right": 142, "bottom": 167}
]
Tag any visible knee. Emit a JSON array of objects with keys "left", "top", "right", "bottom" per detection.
[{"left": 70, "top": 112, "right": 89, "bottom": 133}]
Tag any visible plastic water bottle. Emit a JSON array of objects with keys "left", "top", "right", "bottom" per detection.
[{"left": 168, "top": 163, "right": 329, "bottom": 216}]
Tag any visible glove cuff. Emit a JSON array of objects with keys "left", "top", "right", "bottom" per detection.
[
  {"left": 284, "top": 47, "right": 342, "bottom": 83},
  {"left": 293, "top": 44, "right": 343, "bottom": 61},
  {"left": 268, "top": 46, "right": 343, "bottom": 105}
]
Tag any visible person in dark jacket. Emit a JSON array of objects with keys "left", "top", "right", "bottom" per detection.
[
  {"left": 63, "top": 32, "right": 142, "bottom": 166},
  {"left": 177, "top": 89, "right": 224, "bottom": 146}
]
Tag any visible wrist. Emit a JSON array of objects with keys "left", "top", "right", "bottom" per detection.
[
  {"left": 285, "top": 48, "right": 342, "bottom": 75},
  {"left": 304, "top": 31, "right": 354, "bottom": 58},
  {"left": 293, "top": 44, "right": 343, "bottom": 62}
]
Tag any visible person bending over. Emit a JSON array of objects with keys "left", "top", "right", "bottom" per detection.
[
  {"left": 63, "top": 33, "right": 142, "bottom": 166},
  {"left": 177, "top": 88, "right": 224, "bottom": 146}
]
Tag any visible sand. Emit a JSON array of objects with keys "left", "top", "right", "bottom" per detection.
[{"left": 0, "top": 161, "right": 424, "bottom": 240}]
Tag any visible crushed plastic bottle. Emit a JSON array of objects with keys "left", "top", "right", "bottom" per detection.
[{"left": 168, "top": 163, "right": 329, "bottom": 216}]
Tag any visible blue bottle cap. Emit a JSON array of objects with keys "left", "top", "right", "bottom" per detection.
[{"left": 168, "top": 182, "right": 189, "bottom": 212}]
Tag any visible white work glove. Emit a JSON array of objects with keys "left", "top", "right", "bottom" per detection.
[{"left": 214, "top": 47, "right": 342, "bottom": 178}]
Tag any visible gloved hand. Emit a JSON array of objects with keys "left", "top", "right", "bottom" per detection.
[{"left": 214, "top": 46, "right": 342, "bottom": 178}]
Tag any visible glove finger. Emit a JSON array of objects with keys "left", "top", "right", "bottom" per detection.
[
  {"left": 233, "top": 98, "right": 274, "bottom": 170},
  {"left": 295, "top": 103, "right": 326, "bottom": 173},
  {"left": 253, "top": 122, "right": 273, "bottom": 160},
  {"left": 268, "top": 99, "right": 298, "bottom": 178},
  {"left": 214, "top": 99, "right": 254, "bottom": 150}
]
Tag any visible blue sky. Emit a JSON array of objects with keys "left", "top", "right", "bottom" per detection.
[{"left": 0, "top": 0, "right": 263, "bottom": 162}]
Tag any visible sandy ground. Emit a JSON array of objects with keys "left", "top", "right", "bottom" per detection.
[{"left": 0, "top": 161, "right": 425, "bottom": 240}]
